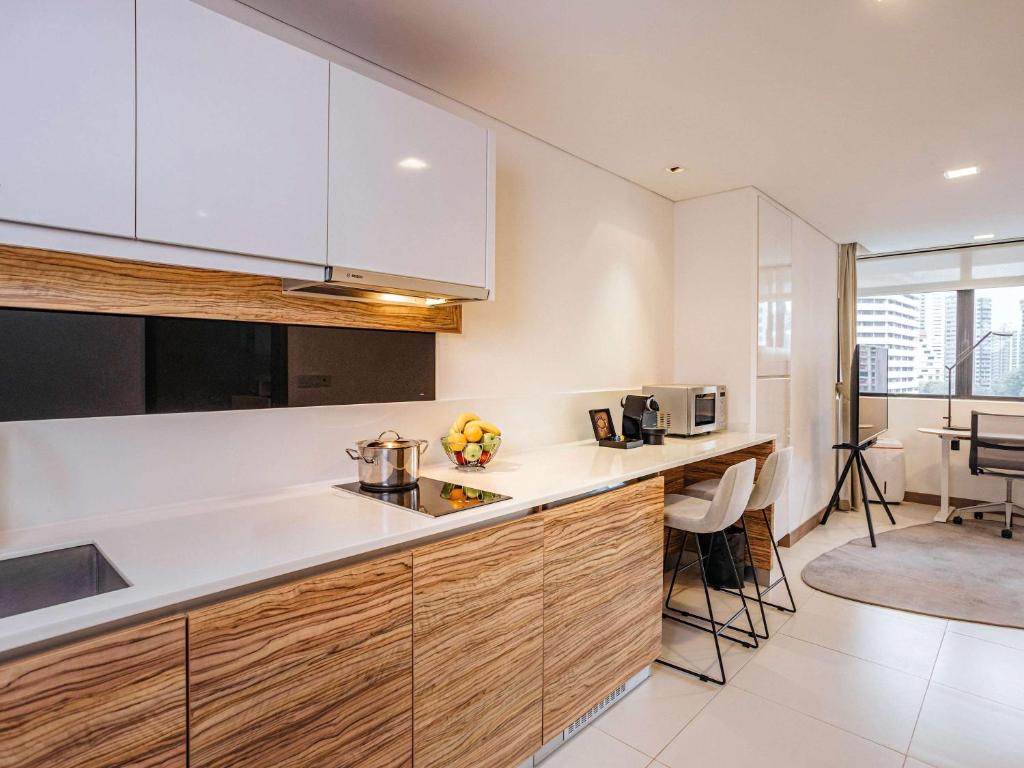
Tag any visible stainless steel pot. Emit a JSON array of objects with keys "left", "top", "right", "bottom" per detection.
[{"left": 346, "top": 430, "right": 429, "bottom": 491}]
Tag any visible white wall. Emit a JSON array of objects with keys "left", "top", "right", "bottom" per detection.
[
  {"left": 788, "top": 216, "right": 839, "bottom": 529},
  {"left": 0, "top": 389, "right": 638, "bottom": 531},
  {"left": 887, "top": 397, "right": 1024, "bottom": 504},
  {"left": 674, "top": 188, "right": 759, "bottom": 430},
  {"left": 0, "top": 1, "right": 674, "bottom": 532},
  {"left": 438, "top": 125, "right": 674, "bottom": 399}
]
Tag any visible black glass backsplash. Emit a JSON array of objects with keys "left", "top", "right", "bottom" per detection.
[{"left": 0, "top": 308, "right": 435, "bottom": 422}]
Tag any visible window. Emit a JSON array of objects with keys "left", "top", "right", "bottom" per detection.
[
  {"left": 856, "top": 240, "right": 1024, "bottom": 399},
  {"left": 973, "top": 286, "right": 1024, "bottom": 397},
  {"left": 856, "top": 292, "right": 957, "bottom": 395}
]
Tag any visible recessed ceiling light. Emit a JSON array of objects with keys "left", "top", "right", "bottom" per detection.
[
  {"left": 973, "top": 233, "right": 995, "bottom": 241},
  {"left": 397, "top": 157, "right": 429, "bottom": 170},
  {"left": 666, "top": 166, "right": 686, "bottom": 174},
  {"left": 943, "top": 166, "right": 979, "bottom": 179}
]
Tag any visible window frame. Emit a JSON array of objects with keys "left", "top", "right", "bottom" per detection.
[{"left": 857, "top": 286, "right": 1024, "bottom": 402}]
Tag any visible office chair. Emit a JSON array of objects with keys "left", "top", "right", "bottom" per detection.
[{"left": 952, "top": 411, "right": 1024, "bottom": 539}]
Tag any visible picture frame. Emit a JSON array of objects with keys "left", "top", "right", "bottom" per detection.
[{"left": 588, "top": 408, "right": 616, "bottom": 441}]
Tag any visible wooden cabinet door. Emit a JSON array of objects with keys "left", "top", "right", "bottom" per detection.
[
  {"left": 188, "top": 554, "right": 412, "bottom": 768},
  {"left": 542, "top": 478, "right": 664, "bottom": 741},
  {"left": 0, "top": 615, "right": 186, "bottom": 768},
  {"left": 329, "top": 63, "right": 490, "bottom": 289},
  {"left": 136, "top": 0, "right": 328, "bottom": 264},
  {"left": 0, "top": 0, "right": 135, "bottom": 237},
  {"left": 413, "top": 517, "right": 543, "bottom": 768}
]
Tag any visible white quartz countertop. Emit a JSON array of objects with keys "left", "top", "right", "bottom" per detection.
[{"left": 0, "top": 430, "right": 773, "bottom": 656}]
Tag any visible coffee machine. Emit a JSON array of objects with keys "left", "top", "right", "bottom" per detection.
[{"left": 620, "top": 394, "right": 667, "bottom": 446}]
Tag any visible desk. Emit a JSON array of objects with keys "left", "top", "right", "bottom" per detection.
[{"left": 918, "top": 427, "right": 970, "bottom": 523}]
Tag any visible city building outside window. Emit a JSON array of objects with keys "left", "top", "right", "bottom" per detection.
[{"left": 855, "top": 286, "right": 1024, "bottom": 398}]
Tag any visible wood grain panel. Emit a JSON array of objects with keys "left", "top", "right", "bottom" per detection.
[
  {"left": 412, "top": 517, "right": 544, "bottom": 768},
  {"left": 0, "top": 244, "right": 461, "bottom": 333},
  {"left": 0, "top": 616, "right": 186, "bottom": 768},
  {"left": 188, "top": 554, "right": 412, "bottom": 768},
  {"left": 542, "top": 478, "right": 664, "bottom": 742},
  {"left": 661, "top": 441, "right": 777, "bottom": 571}
]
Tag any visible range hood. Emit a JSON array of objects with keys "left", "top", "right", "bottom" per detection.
[{"left": 283, "top": 266, "right": 489, "bottom": 306}]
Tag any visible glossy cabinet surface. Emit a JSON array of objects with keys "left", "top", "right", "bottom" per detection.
[
  {"left": 187, "top": 554, "right": 412, "bottom": 768},
  {"left": 0, "top": 616, "right": 187, "bottom": 768},
  {"left": 136, "top": 0, "right": 328, "bottom": 264},
  {"left": 329, "top": 63, "right": 490, "bottom": 288},
  {"left": 0, "top": 0, "right": 135, "bottom": 237},
  {"left": 541, "top": 478, "right": 664, "bottom": 742},
  {"left": 757, "top": 196, "right": 793, "bottom": 379},
  {"left": 412, "top": 516, "right": 544, "bottom": 768}
]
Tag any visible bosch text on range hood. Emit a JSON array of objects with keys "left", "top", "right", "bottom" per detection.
[{"left": 283, "top": 266, "right": 490, "bottom": 305}]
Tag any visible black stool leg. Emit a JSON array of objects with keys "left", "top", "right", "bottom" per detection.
[
  {"left": 665, "top": 529, "right": 688, "bottom": 611},
  {"left": 763, "top": 508, "right": 797, "bottom": 613},
  {"left": 737, "top": 520, "right": 769, "bottom": 639},
  {"left": 713, "top": 508, "right": 798, "bottom": 615},
  {"left": 657, "top": 533, "right": 728, "bottom": 685},
  {"left": 721, "top": 530, "right": 760, "bottom": 649},
  {"left": 695, "top": 533, "right": 727, "bottom": 684}
]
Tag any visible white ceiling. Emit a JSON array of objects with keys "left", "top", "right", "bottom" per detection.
[{"left": 243, "top": 0, "right": 1024, "bottom": 252}]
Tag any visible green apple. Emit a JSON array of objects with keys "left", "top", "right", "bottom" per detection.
[
  {"left": 481, "top": 433, "right": 500, "bottom": 453},
  {"left": 463, "top": 443, "right": 483, "bottom": 462}
]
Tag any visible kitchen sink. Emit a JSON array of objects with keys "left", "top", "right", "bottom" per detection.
[{"left": 0, "top": 544, "right": 129, "bottom": 619}]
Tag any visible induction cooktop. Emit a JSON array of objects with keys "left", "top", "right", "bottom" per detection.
[{"left": 334, "top": 475, "right": 511, "bottom": 518}]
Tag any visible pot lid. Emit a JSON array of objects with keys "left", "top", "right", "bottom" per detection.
[{"left": 364, "top": 430, "right": 420, "bottom": 448}]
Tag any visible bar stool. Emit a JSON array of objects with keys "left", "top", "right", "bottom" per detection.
[
  {"left": 657, "top": 458, "right": 757, "bottom": 685},
  {"left": 681, "top": 447, "right": 796, "bottom": 639}
]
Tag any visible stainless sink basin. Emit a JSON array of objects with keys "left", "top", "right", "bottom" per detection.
[{"left": 0, "top": 544, "right": 130, "bottom": 619}]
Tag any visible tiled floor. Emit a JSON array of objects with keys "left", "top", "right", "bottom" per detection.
[{"left": 540, "top": 502, "right": 1024, "bottom": 768}]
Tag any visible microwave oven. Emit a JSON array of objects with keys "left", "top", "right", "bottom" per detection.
[{"left": 641, "top": 385, "right": 726, "bottom": 436}]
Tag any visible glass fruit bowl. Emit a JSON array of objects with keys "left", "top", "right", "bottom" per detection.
[{"left": 441, "top": 434, "right": 501, "bottom": 470}]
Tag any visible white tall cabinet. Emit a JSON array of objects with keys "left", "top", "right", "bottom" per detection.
[
  {"left": 0, "top": 0, "right": 135, "bottom": 237},
  {"left": 675, "top": 187, "right": 837, "bottom": 536},
  {"left": 756, "top": 198, "right": 793, "bottom": 451},
  {"left": 136, "top": 0, "right": 329, "bottom": 263},
  {"left": 329, "top": 64, "right": 491, "bottom": 288}
]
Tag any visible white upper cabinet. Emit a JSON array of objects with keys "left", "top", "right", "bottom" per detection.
[
  {"left": 0, "top": 0, "right": 135, "bottom": 237},
  {"left": 329, "top": 64, "right": 491, "bottom": 289},
  {"left": 136, "top": 0, "right": 328, "bottom": 263}
]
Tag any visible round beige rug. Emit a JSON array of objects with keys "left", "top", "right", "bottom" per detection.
[{"left": 801, "top": 520, "right": 1024, "bottom": 628}]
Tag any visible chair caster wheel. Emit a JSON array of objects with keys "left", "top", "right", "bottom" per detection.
[
  {"left": 974, "top": 511, "right": 985, "bottom": 520},
  {"left": 1002, "top": 529, "right": 1013, "bottom": 539},
  {"left": 952, "top": 516, "right": 963, "bottom": 525}
]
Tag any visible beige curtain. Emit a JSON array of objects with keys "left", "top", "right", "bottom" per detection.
[{"left": 837, "top": 243, "right": 860, "bottom": 510}]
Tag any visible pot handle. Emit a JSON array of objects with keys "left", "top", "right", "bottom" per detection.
[
  {"left": 416, "top": 439, "right": 429, "bottom": 456},
  {"left": 346, "top": 448, "right": 375, "bottom": 464},
  {"left": 377, "top": 430, "right": 402, "bottom": 442}
]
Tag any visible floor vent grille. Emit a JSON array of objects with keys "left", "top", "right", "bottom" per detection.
[{"left": 565, "top": 683, "right": 627, "bottom": 738}]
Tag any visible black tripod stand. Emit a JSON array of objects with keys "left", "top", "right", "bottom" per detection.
[{"left": 820, "top": 437, "right": 895, "bottom": 547}]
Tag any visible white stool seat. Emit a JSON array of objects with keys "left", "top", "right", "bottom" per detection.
[
  {"left": 681, "top": 478, "right": 718, "bottom": 502},
  {"left": 663, "top": 459, "right": 756, "bottom": 535},
  {"left": 678, "top": 447, "right": 794, "bottom": 512},
  {"left": 664, "top": 494, "right": 716, "bottom": 532}
]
